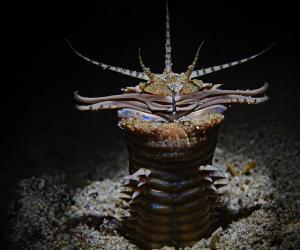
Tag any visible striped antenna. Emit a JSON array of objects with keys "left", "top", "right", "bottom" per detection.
[
  {"left": 191, "top": 43, "right": 275, "bottom": 79},
  {"left": 164, "top": 1, "right": 172, "bottom": 73},
  {"left": 138, "top": 49, "right": 156, "bottom": 81},
  {"left": 66, "top": 39, "right": 148, "bottom": 80},
  {"left": 185, "top": 40, "right": 205, "bottom": 78}
]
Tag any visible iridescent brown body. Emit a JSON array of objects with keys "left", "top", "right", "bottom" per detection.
[
  {"left": 119, "top": 116, "right": 225, "bottom": 249},
  {"left": 69, "top": 2, "right": 271, "bottom": 249}
]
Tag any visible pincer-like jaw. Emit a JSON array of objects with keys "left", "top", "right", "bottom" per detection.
[
  {"left": 175, "top": 82, "right": 269, "bottom": 112},
  {"left": 74, "top": 82, "right": 269, "bottom": 117},
  {"left": 74, "top": 91, "right": 151, "bottom": 113},
  {"left": 74, "top": 91, "right": 173, "bottom": 114}
]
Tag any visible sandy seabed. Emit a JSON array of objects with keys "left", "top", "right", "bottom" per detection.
[{"left": 5, "top": 112, "right": 300, "bottom": 249}]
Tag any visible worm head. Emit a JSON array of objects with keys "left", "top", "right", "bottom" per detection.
[
  {"left": 137, "top": 41, "right": 207, "bottom": 96},
  {"left": 70, "top": 2, "right": 272, "bottom": 120}
]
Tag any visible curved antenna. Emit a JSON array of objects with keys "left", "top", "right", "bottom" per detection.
[
  {"left": 66, "top": 39, "right": 148, "bottom": 80},
  {"left": 164, "top": 1, "right": 172, "bottom": 73},
  {"left": 191, "top": 43, "right": 276, "bottom": 79},
  {"left": 185, "top": 40, "right": 205, "bottom": 78},
  {"left": 138, "top": 49, "right": 157, "bottom": 81}
]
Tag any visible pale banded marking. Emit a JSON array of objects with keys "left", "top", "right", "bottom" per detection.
[
  {"left": 66, "top": 39, "right": 148, "bottom": 80},
  {"left": 191, "top": 43, "right": 275, "bottom": 78},
  {"left": 117, "top": 108, "right": 168, "bottom": 122},
  {"left": 164, "top": 1, "right": 172, "bottom": 73},
  {"left": 199, "top": 165, "right": 220, "bottom": 172}
]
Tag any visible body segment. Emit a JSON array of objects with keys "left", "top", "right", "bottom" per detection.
[{"left": 119, "top": 113, "right": 225, "bottom": 249}]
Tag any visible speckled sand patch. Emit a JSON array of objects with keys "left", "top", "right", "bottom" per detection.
[{"left": 8, "top": 141, "right": 299, "bottom": 250}]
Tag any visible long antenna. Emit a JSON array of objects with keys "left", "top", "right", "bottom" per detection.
[
  {"left": 164, "top": 1, "right": 172, "bottom": 73},
  {"left": 138, "top": 48, "right": 156, "bottom": 81},
  {"left": 185, "top": 41, "right": 205, "bottom": 78},
  {"left": 66, "top": 39, "right": 148, "bottom": 80},
  {"left": 191, "top": 43, "right": 276, "bottom": 78}
]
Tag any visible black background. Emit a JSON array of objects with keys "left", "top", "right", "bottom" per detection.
[
  {"left": 3, "top": 1, "right": 298, "bottom": 105},
  {"left": 1, "top": 0, "right": 299, "bottom": 226}
]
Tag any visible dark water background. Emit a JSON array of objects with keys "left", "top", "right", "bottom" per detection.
[{"left": 2, "top": 0, "right": 299, "bottom": 236}]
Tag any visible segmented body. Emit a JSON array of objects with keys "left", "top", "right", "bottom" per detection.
[
  {"left": 119, "top": 114, "right": 226, "bottom": 249},
  {"left": 69, "top": 2, "right": 271, "bottom": 249}
]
